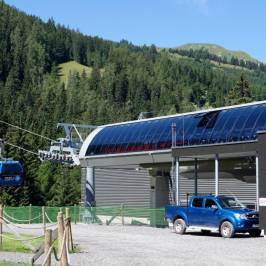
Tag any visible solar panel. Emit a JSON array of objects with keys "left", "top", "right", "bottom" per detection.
[{"left": 85, "top": 103, "right": 266, "bottom": 156}]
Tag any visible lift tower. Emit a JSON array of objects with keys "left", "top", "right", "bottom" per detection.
[{"left": 38, "top": 123, "right": 97, "bottom": 166}]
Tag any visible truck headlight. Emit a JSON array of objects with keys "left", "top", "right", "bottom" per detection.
[{"left": 234, "top": 213, "right": 247, "bottom": 219}]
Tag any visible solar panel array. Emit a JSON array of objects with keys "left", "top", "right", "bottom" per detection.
[{"left": 86, "top": 103, "right": 266, "bottom": 156}]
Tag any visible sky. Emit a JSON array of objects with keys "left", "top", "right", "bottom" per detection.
[{"left": 5, "top": 0, "right": 266, "bottom": 62}]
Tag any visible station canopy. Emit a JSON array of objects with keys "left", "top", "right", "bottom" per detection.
[{"left": 84, "top": 102, "right": 266, "bottom": 157}]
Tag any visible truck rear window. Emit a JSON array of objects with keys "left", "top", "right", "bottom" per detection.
[{"left": 192, "top": 198, "right": 203, "bottom": 207}]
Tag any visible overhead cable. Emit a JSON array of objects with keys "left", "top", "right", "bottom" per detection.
[
  {"left": 4, "top": 141, "right": 39, "bottom": 156},
  {"left": 0, "top": 119, "right": 55, "bottom": 142}
]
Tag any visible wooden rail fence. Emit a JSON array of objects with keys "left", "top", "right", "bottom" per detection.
[{"left": 0, "top": 205, "right": 73, "bottom": 266}]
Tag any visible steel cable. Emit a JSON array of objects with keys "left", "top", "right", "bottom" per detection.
[
  {"left": 3, "top": 141, "right": 39, "bottom": 156},
  {"left": 0, "top": 120, "right": 55, "bottom": 142}
]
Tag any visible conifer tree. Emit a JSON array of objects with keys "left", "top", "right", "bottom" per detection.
[{"left": 226, "top": 74, "right": 252, "bottom": 105}]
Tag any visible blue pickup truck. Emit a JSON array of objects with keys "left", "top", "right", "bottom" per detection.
[{"left": 165, "top": 195, "right": 260, "bottom": 238}]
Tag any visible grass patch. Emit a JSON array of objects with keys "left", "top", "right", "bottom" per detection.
[
  {"left": 0, "top": 231, "right": 80, "bottom": 266},
  {"left": 210, "top": 60, "right": 253, "bottom": 72},
  {"left": 0, "top": 262, "right": 30, "bottom": 266},
  {"left": 71, "top": 244, "right": 81, "bottom": 253},
  {"left": 0, "top": 233, "right": 43, "bottom": 253},
  {"left": 58, "top": 60, "right": 92, "bottom": 85}
]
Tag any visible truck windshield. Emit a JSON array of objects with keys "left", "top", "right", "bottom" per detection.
[{"left": 218, "top": 197, "right": 245, "bottom": 208}]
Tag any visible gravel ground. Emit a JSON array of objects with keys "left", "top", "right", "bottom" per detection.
[{"left": 1, "top": 223, "right": 266, "bottom": 266}]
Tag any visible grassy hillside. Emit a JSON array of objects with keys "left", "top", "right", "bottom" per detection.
[
  {"left": 59, "top": 61, "right": 93, "bottom": 84},
  {"left": 167, "top": 48, "right": 254, "bottom": 73},
  {"left": 177, "top": 43, "right": 258, "bottom": 63}
]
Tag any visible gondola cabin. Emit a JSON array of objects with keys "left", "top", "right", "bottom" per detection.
[{"left": 0, "top": 160, "right": 23, "bottom": 187}]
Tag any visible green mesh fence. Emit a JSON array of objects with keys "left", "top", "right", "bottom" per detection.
[
  {"left": 4, "top": 206, "right": 42, "bottom": 224},
  {"left": 3, "top": 206, "right": 167, "bottom": 227}
]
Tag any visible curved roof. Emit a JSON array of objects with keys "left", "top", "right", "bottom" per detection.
[{"left": 80, "top": 101, "right": 266, "bottom": 158}]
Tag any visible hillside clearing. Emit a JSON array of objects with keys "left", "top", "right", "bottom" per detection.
[{"left": 58, "top": 61, "right": 92, "bottom": 84}]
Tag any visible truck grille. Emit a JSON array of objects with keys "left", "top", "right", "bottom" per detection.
[{"left": 246, "top": 213, "right": 259, "bottom": 219}]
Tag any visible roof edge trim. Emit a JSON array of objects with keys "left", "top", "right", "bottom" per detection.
[
  {"left": 79, "top": 127, "right": 103, "bottom": 159},
  {"left": 79, "top": 149, "right": 172, "bottom": 160}
]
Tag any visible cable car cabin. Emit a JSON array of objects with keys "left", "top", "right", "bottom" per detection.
[{"left": 0, "top": 160, "right": 23, "bottom": 187}]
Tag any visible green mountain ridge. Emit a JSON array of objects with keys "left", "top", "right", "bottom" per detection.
[
  {"left": 177, "top": 43, "right": 259, "bottom": 63},
  {"left": 1, "top": 2, "right": 266, "bottom": 207}
]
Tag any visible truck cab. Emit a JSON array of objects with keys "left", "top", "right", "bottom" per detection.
[{"left": 165, "top": 195, "right": 260, "bottom": 238}]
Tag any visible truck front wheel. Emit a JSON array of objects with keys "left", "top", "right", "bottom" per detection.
[
  {"left": 173, "top": 219, "right": 186, "bottom": 235},
  {"left": 220, "top": 221, "right": 235, "bottom": 238}
]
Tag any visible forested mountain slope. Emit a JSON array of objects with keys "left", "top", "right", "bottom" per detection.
[
  {"left": 177, "top": 43, "right": 259, "bottom": 63},
  {"left": 1, "top": 2, "right": 266, "bottom": 206},
  {"left": 169, "top": 44, "right": 266, "bottom": 73}
]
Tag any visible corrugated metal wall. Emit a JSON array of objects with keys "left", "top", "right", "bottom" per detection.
[
  {"left": 81, "top": 166, "right": 256, "bottom": 208},
  {"left": 94, "top": 168, "right": 151, "bottom": 208},
  {"left": 179, "top": 176, "right": 256, "bottom": 206}
]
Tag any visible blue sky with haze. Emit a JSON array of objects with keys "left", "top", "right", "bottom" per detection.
[{"left": 5, "top": 0, "right": 266, "bottom": 62}]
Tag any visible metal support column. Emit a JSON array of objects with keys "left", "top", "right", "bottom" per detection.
[
  {"left": 215, "top": 154, "right": 219, "bottom": 196},
  {"left": 194, "top": 158, "right": 198, "bottom": 196},
  {"left": 256, "top": 152, "right": 259, "bottom": 211},
  {"left": 171, "top": 157, "right": 176, "bottom": 204},
  {"left": 175, "top": 157, "right": 180, "bottom": 205},
  {"left": 86, "top": 167, "right": 95, "bottom": 207}
]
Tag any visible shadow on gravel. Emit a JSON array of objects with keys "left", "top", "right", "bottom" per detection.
[{"left": 185, "top": 232, "right": 263, "bottom": 239}]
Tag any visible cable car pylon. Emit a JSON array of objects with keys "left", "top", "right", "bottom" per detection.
[
  {"left": 38, "top": 123, "right": 97, "bottom": 166},
  {"left": 0, "top": 120, "right": 97, "bottom": 167}
]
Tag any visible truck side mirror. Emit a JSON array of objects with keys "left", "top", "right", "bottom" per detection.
[{"left": 211, "top": 205, "right": 218, "bottom": 209}]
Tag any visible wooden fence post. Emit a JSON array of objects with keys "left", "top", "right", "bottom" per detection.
[
  {"left": 74, "top": 204, "right": 77, "bottom": 224},
  {"left": 0, "top": 205, "right": 3, "bottom": 246},
  {"left": 42, "top": 206, "right": 46, "bottom": 235},
  {"left": 121, "top": 204, "right": 124, "bottom": 226},
  {"left": 57, "top": 212, "right": 64, "bottom": 255},
  {"left": 65, "top": 208, "right": 70, "bottom": 252},
  {"left": 66, "top": 208, "right": 73, "bottom": 252},
  {"left": 44, "top": 229, "right": 52, "bottom": 266},
  {"left": 29, "top": 204, "right": 32, "bottom": 224},
  {"left": 57, "top": 212, "right": 67, "bottom": 266}
]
